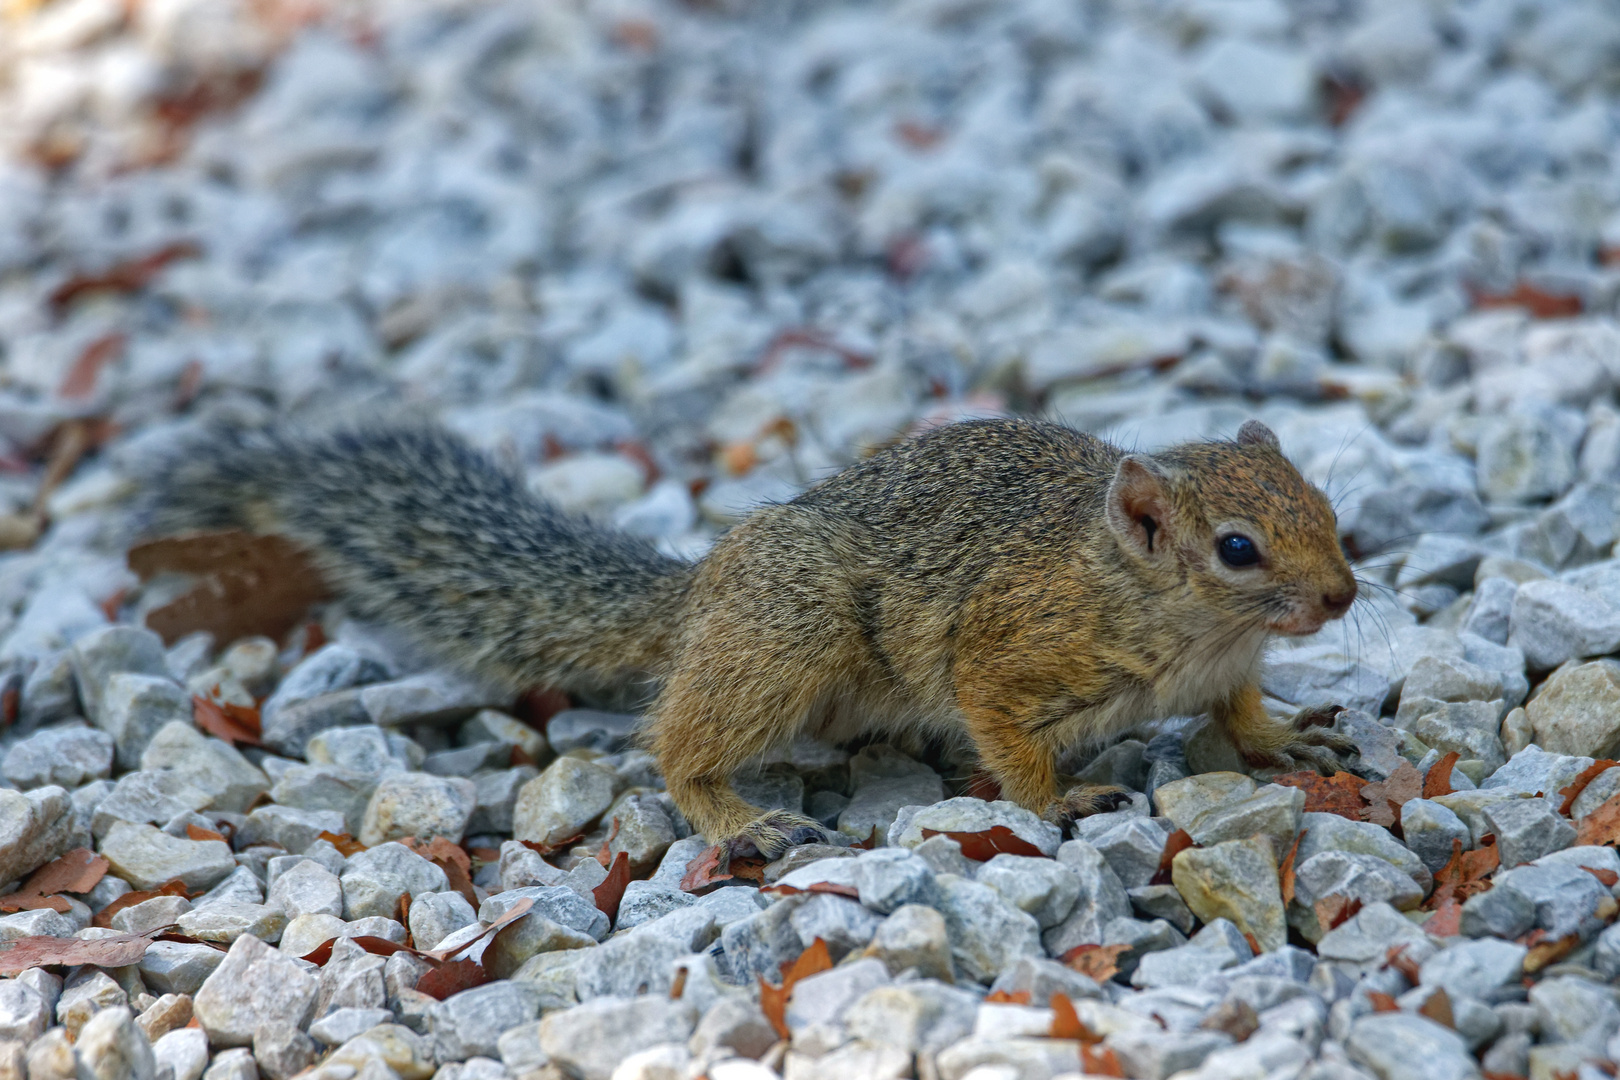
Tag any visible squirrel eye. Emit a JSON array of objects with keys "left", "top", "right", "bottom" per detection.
[{"left": 1218, "top": 534, "right": 1260, "bottom": 568}]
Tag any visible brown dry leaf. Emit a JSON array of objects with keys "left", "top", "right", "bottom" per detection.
[
  {"left": 318, "top": 831, "right": 367, "bottom": 857},
  {"left": 965, "top": 770, "right": 1003, "bottom": 801},
  {"left": 401, "top": 838, "right": 475, "bottom": 908},
  {"left": 1366, "top": 991, "right": 1400, "bottom": 1013},
  {"left": 0, "top": 932, "right": 154, "bottom": 974},
  {"left": 1422, "top": 897, "right": 1464, "bottom": 938},
  {"left": 1384, "top": 946, "right": 1422, "bottom": 982},
  {"left": 1418, "top": 987, "right": 1455, "bottom": 1029},
  {"left": 1278, "top": 830, "right": 1304, "bottom": 905},
  {"left": 919, "top": 825, "right": 1046, "bottom": 860},
  {"left": 298, "top": 935, "right": 418, "bottom": 966},
  {"left": 518, "top": 834, "right": 584, "bottom": 858},
  {"left": 984, "top": 990, "right": 1031, "bottom": 1004},
  {"left": 1060, "top": 943, "right": 1130, "bottom": 983},
  {"left": 0, "top": 893, "right": 70, "bottom": 914},
  {"left": 1423, "top": 752, "right": 1460, "bottom": 799},
  {"left": 7, "top": 848, "right": 108, "bottom": 910},
  {"left": 397, "top": 894, "right": 413, "bottom": 947},
  {"left": 1048, "top": 992, "right": 1101, "bottom": 1042},
  {"left": 593, "top": 818, "right": 623, "bottom": 868},
  {"left": 1562, "top": 763, "right": 1620, "bottom": 816},
  {"left": 1523, "top": 932, "right": 1582, "bottom": 975},
  {"left": 1361, "top": 762, "right": 1423, "bottom": 829},
  {"left": 415, "top": 959, "right": 488, "bottom": 1001},
  {"left": 1426, "top": 836, "right": 1500, "bottom": 910},
  {"left": 1155, "top": 829, "right": 1196, "bottom": 888},
  {"left": 1080, "top": 1044, "right": 1126, "bottom": 1077},
  {"left": 50, "top": 242, "right": 201, "bottom": 314},
  {"left": 425, "top": 896, "right": 535, "bottom": 964},
  {"left": 1312, "top": 895, "right": 1363, "bottom": 933},
  {"left": 593, "top": 851, "right": 632, "bottom": 923},
  {"left": 192, "top": 696, "right": 261, "bottom": 748},
  {"left": 1575, "top": 793, "right": 1620, "bottom": 847},
  {"left": 130, "top": 530, "right": 329, "bottom": 646},
  {"left": 759, "top": 938, "right": 834, "bottom": 1040},
  {"left": 1199, "top": 999, "right": 1259, "bottom": 1043},
  {"left": 762, "top": 882, "right": 862, "bottom": 901},
  {"left": 680, "top": 844, "right": 735, "bottom": 893},
  {"left": 59, "top": 334, "right": 126, "bottom": 400},
  {"left": 1585, "top": 866, "right": 1620, "bottom": 888},
  {"left": 1273, "top": 772, "right": 1367, "bottom": 818},
  {"left": 93, "top": 878, "right": 191, "bottom": 929},
  {"left": 184, "top": 824, "right": 225, "bottom": 843},
  {"left": 1470, "top": 282, "right": 1584, "bottom": 319}
]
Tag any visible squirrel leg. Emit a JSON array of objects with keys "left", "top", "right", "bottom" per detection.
[
  {"left": 958, "top": 695, "right": 1129, "bottom": 827},
  {"left": 650, "top": 670, "right": 828, "bottom": 862},
  {"left": 1216, "top": 682, "right": 1356, "bottom": 774}
]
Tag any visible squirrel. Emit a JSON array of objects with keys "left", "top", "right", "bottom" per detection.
[{"left": 142, "top": 416, "right": 1360, "bottom": 858}]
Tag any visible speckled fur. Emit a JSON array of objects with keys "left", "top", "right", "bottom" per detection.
[{"left": 142, "top": 418, "right": 1357, "bottom": 854}]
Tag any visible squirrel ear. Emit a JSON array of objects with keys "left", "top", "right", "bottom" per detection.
[
  {"left": 1235, "top": 420, "right": 1280, "bottom": 450},
  {"left": 1107, "top": 456, "right": 1174, "bottom": 559}
]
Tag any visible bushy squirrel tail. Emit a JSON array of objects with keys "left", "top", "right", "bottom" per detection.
[{"left": 140, "top": 425, "right": 693, "bottom": 692}]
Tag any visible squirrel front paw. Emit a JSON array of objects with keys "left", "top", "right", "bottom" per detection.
[
  {"left": 726, "top": 809, "right": 830, "bottom": 862},
  {"left": 1237, "top": 705, "right": 1357, "bottom": 775},
  {"left": 1043, "top": 783, "right": 1133, "bottom": 830}
]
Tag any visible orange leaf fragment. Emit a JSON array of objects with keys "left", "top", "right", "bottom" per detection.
[
  {"left": 1278, "top": 829, "right": 1304, "bottom": 906},
  {"left": 1426, "top": 835, "right": 1499, "bottom": 910},
  {"left": 1273, "top": 771, "right": 1368, "bottom": 818},
  {"left": 192, "top": 696, "right": 261, "bottom": 748},
  {"left": 0, "top": 932, "right": 155, "bottom": 974},
  {"left": 759, "top": 938, "right": 834, "bottom": 1041},
  {"left": 318, "top": 832, "right": 367, "bottom": 857},
  {"left": 1081, "top": 1044, "right": 1126, "bottom": 1077},
  {"left": 1313, "top": 895, "right": 1363, "bottom": 932},
  {"left": 49, "top": 242, "right": 201, "bottom": 313},
  {"left": 593, "top": 851, "right": 632, "bottom": 924},
  {"left": 1360, "top": 761, "right": 1423, "bottom": 829},
  {"left": 130, "top": 530, "right": 329, "bottom": 647},
  {"left": 1366, "top": 990, "right": 1400, "bottom": 1013},
  {"left": 1470, "top": 282, "right": 1583, "bottom": 319},
  {"left": 59, "top": 333, "right": 126, "bottom": 400},
  {"left": 184, "top": 824, "right": 225, "bottom": 843},
  {"left": 1423, "top": 897, "right": 1464, "bottom": 937},
  {"left": 1423, "top": 753, "right": 1460, "bottom": 799},
  {"left": 1060, "top": 943, "right": 1130, "bottom": 984},
  {"left": 1575, "top": 793, "right": 1620, "bottom": 847},
  {"left": 92, "top": 878, "right": 192, "bottom": 929},
  {"left": 19, "top": 847, "right": 107, "bottom": 898},
  {"left": 1384, "top": 945, "right": 1421, "bottom": 982},
  {"left": 680, "top": 844, "right": 735, "bottom": 893},
  {"left": 1049, "top": 992, "right": 1100, "bottom": 1042},
  {"left": 1418, "top": 987, "right": 1455, "bottom": 1029},
  {"left": 984, "top": 990, "right": 1031, "bottom": 1005},
  {"left": 1560, "top": 761, "right": 1619, "bottom": 816},
  {"left": 919, "top": 825, "right": 1045, "bottom": 861},
  {"left": 415, "top": 959, "right": 488, "bottom": 1000}
]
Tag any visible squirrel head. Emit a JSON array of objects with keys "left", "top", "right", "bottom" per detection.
[{"left": 1104, "top": 419, "right": 1356, "bottom": 637}]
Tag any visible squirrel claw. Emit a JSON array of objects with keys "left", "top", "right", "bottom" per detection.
[
  {"left": 727, "top": 810, "right": 829, "bottom": 863},
  {"left": 1248, "top": 708, "right": 1359, "bottom": 775},
  {"left": 1045, "top": 784, "right": 1132, "bottom": 832}
]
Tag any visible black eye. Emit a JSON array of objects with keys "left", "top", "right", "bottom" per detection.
[{"left": 1218, "top": 534, "right": 1260, "bottom": 568}]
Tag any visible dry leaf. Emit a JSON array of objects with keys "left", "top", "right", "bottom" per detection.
[
  {"left": 1199, "top": 999, "right": 1258, "bottom": 1042},
  {"left": 297, "top": 935, "right": 417, "bottom": 966},
  {"left": 1426, "top": 836, "right": 1499, "bottom": 910},
  {"left": 1423, "top": 897, "right": 1464, "bottom": 938},
  {"left": 1561, "top": 762, "right": 1619, "bottom": 817},
  {"left": 401, "top": 838, "right": 476, "bottom": 908},
  {"left": 518, "top": 834, "right": 584, "bottom": 858},
  {"left": 852, "top": 828, "right": 878, "bottom": 850},
  {"left": 1423, "top": 752, "right": 1460, "bottom": 799},
  {"left": 1384, "top": 945, "right": 1422, "bottom": 982},
  {"left": 1523, "top": 932, "right": 1581, "bottom": 974},
  {"left": 1361, "top": 762, "right": 1423, "bottom": 829},
  {"left": 594, "top": 818, "right": 622, "bottom": 868},
  {"left": 965, "top": 770, "right": 1003, "bottom": 801},
  {"left": 680, "top": 844, "right": 735, "bottom": 893},
  {"left": 8, "top": 848, "right": 108, "bottom": 902},
  {"left": 59, "top": 334, "right": 126, "bottom": 400},
  {"left": 1575, "top": 793, "right": 1620, "bottom": 847},
  {"left": 0, "top": 932, "right": 155, "bottom": 974},
  {"left": 50, "top": 242, "right": 201, "bottom": 313},
  {"left": 318, "top": 832, "right": 367, "bottom": 857},
  {"left": 1365, "top": 991, "right": 1400, "bottom": 1013},
  {"left": 918, "top": 825, "right": 1046, "bottom": 860},
  {"left": 1049, "top": 992, "right": 1100, "bottom": 1042},
  {"left": 1152, "top": 829, "right": 1195, "bottom": 886},
  {"left": 759, "top": 938, "right": 834, "bottom": 1040},
  {"left": 984, "top": 990, "right": 1031, "bottom": 1004},
  {"left": 762, "top": 882, "right": 862, "bottom": 901},
  {"left": 1273, "top": 771, "right": 1368, "bottom": 818},
  {"left": 1470, "top": 282, "right": 1583, "bottom": 319},
  {"left": 415, "top": 959, "right": 488, "bottom": 1001},
  {"left": 669, "top": 966, "right": 688, "bottom": 1000},
  {"left": 1418, "top": 987, "right": 1455, "bottom": 1029},
  {"left": 1278, "top": 830, "right": 1304, "bottom": 906},
  {"left": 184, "top": 824, "right": 225, "bottom": 843},
  {"left": 1312, "top": 895, "right": 1363, "bottom": 932},
  {"left": 425, "top": 896, "right": 534, "bottom": 963},
  {"left": 130, "top": 531, "right": 329, "bottom": 646},
  {"left": 1081, "top": 1044, "right": 1126, "bottom": 1077},
  {"left": 1585, "top": 866, "right": 1620, "bottom": 888},
  {"left": 397, "top": 895, "right": 413, "bottom": 947},
  {"left": 1060, "top": 943, "right": 1130, "bottom": 983},
  {"left": 594, "top": 851, "right": 632, "bottom": 923}
]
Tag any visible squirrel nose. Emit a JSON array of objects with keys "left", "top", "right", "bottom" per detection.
[{"left": 1322, "top": 585, "right": 1356, "bottom": 614}]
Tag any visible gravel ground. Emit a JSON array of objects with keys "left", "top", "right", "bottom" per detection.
[{"left": 4, "top": 1, "right": 1620, "bottom": 1079}]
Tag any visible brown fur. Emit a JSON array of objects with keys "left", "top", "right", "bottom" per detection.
[{"left": 143, "top": 417, "right": 1357, "bottom": 856}]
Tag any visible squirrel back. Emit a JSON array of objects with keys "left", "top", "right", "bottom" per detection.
[{"left": 141, "top": 425, "right": 692, "bottom": 693}]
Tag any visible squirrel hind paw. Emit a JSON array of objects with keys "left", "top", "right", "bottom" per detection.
[
  {"left": 727, "top": 810, "right": 830, "bottom": 862},
  {"left": 1045, "top": 784, "right": 1132, "bottom": 830}
]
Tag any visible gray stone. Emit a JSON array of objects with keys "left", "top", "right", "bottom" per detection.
[
  {"left": 268, "top": 860, "right": 344, "bottom": 920},
  {"left": 261, "top": 691, "right": 371, "bottom": 759},
  {"left": 261, "top": 646, "right": 384, "bottom": 730},
  {"left": 1530, "top": 975, "right": 1620, "bottom": 1052},
  {"left": 268, "top": 765, "right": 377, "bottom": 836},
  {"left": 688, "top": 997, "right": 776, "bottom": 1061},
  {"left": 139, "top": 942, "right": 227, "bottom": 996},
  {"left": 1345, "top": 1011, "right": 1479, "bottom": 1080},
  {"left": 1492, "top": 862, "right": 1613, "bottom": 940},
  {"left": 1131, "top": 920, "right": 1252, "bottom": 990},
  {"left": 357, "top": 773, "right": 476, "bottom": 847},
  {"left": 1525, "top": 659, "right": 1620, "bottom": 756},
  {"left": 1510, "top": 583, "right": 1620, "bottom": 673},
  {"left": 1294, "top": 812, "right": 1431, "bottom": 894},
  {"left": 989, "top": 955, "right": 1104, "bottom": 1005},
  {"left": 479, "top": 885, "right": 609, "bottom": 942},
  {"left": 866, "top": 903, "right": 953, "bottom": 982},
  {"left": 139, "top": 722, "right": 268, "bottom": 814},
  {"left": 109, "top": 894, "right": 192, "bottom": 935},
  {"left": 839, "top": 747, "right": 947, "bottom": 846},
  {"left": 612, "top": 881, "right": 695, "bottom": 933},
  {"left": 481, "top": 911, "right": 596, "bottom": 980},
  {"left": 892, "top": 798, "right": 1061, "bottom": 857},
  {"left": 460, "top": 709, "right": 547, "bottom": 761},
  {"left": 571, "top": 933, "right": 687, "bottom": 1000},
  {"left": 540, "top": 997, "right": 697, "bottom": 1080},
  {"left": 1463, "top": 577, "right": 1518, "bottom": 644},
  {"left": 90, "top": 770, "right": 213, "bottom": 839},
  {"left": 789, "top": 893, "right": 883, "bottom": 959},
  {"left": 194, "top": 934, "right": 320, "bottom": 1047},
  {"left": 1127, "top": 884, "right": 1197, "bottom": 935},
  {"left": 848, "top": 847, "right": 937, "bottom": 914},
  {"left": 98, "top": 822, "right": 235, "bottom": 892},
  {"left": 1315, "top": 903, "right": 1433, "bottom": 969},
  {"left": 1400, "top": 799, "right": 1472, "bottom": 874},
  {"left": 1109, "top": 1028, "right": 1231, "bottom": 1080},
  {"left": 1459, "top": 883, "right": 1535, "bottom": 941},
  {"left": 434, "top": 981, "right": 545, "bottom": 1063},
  {"left": 71, "top": 626, "right": 170, "bottom": 727},
  {"left": 510, "top": 757, "right": 616, "bottom": 847},
  {"left": 151, "top": 1028, "right": 209, "bottom": 1080},
  {"left": 544, "top": 710, "right": 638, "bottom": 754},
  {"left": 1092, "top": 817, "right": 1169, "bottom": 890},
  {"left": 240, "top": 806, "right": 347, "bottom": 855},
  {"left": 1289, "top": 852, "right": 1424, "bottom": 943},
  {"left": 1594, "top": 922, "right": 1620, "bottom": 980},
  {"left": 340, "top": 843, "right": 449, "bottom": 921},
  {"left": 1399, "top": 698, "right": 1507, "bottom": 772},
  {"left": 0, "top": 981, "right": 48, "bottom": 1044},
  {"left": 934, "top": 874, "right": 1042, "bottom": 985},
  {"left": 1420, "top": 939, "right": 1527, "bottom": 999},
  {"left": 97, "top": 674, "right": 191, "bottom": 771},
  {"left": 406, "top": 891, "right": 476, "bottom": 951},
  {"left": 76, "top": 1006, "right": 156, "bottom": 1080},
  {"left": 2, "top": 726, "right": 113, "bottom": 789},
  {"left": 1042, "top": 839, "right": 1132, "bottom": 957},
  {"left": 1152, "top": 772, "right": 1256, "bottom": 830},
  {"left": 842, "top": 979, "right": 977, "bottom": 1060},
  {"left": 361, "top": 671, "right": 503, "bottom": 727},
  {"left": 978, "top": 854, "right": 1080, "bottom": 930},
  {"left": 0, "top": 785, "right": 75, "bottom": 889},
  {"left": 1183, "top": 784, "right": 1305, "bottom": 859},
  {"left": 306, "top": 727, "right": 412, "bottom": 775},
  {"left": 307, "top": 1008, "right": 393, "bottom": 1048},
  {"left": 1171, "top": 837, "right": 1286, "bottom": 953},
  {"left": 600, "top": 792, "right": 676, "bottom": 874},
  {"left": 718, "top": 896, "right": 810, "bottom": 984},
  {"left": 199, "top": 1049, "right": 255, "bottom": 1080},
  {"left": 252, "top": 1022, "right": 317, "bottom": 1080},
  {"left": 1482, "top": 798, "right": 1576, "bottom": 867},
  {"left": 1101, "top": 916, "right": 1186, "bottom": 980},
  {"left": 463, "top": 766, "right": 537, "bottom": 836}
]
